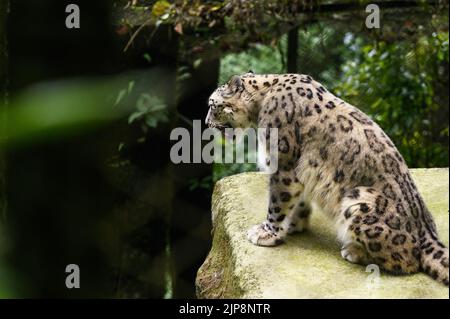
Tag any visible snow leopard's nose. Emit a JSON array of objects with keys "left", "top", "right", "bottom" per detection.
[{"left": 206, "top": 99, "right": 217, "bottom": 125}]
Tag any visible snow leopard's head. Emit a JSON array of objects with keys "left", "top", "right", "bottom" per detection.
[{"left": 206, "top": 72, "right": 260, "bottom": 131}]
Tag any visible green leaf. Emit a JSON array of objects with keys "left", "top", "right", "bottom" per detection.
[
  {"left": 136, "top": 93, "right": 152, "bottom": 111},
  {"left": 127, "top": 80, "right": 135, "bottom": 93},
  {"left": 144, "top": 116, "right": 158, "bottom": 128},
  {"left": 193, "top": 58, "right": 202, "bottom": 69},
  {"left": 152, "top": 0, "right": 171, "bottom": 17},
  {"left": 114, "top": 89, "right": 127, "bottom": 106},
  {"left": 142, "top": 53, "right": 152, "bottom": 63},
  {"left": 128, "top": 111, "right": 146, "bottom": 124}
]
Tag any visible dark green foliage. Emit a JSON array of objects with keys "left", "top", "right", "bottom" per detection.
[{"left": 335, "top": 31, "right": 449, "bottom": 168}]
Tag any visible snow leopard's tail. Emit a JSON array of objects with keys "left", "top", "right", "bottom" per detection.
[{"left": 420, "top": 238, "right": 449, "bottom": 286}]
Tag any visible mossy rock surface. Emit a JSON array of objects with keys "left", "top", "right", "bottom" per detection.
[{"left": 196, "top": 168, "right": 449, "bottom": 299}]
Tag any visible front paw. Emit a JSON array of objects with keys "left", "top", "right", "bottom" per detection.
[{"left": 247, "top": 222, "right": 284, "bottom": 247}]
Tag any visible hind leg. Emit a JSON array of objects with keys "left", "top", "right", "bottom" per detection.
[
  {"left": 337, "top": 187, "right": 378, "bottom": 265},
  {"left": 341, "top": 241, "right": 371, "bottom": 264},
  {"left": 340, "top": 188, "right": 420, "bottom": 274},
  {"left": 338, "top": 203, "right": 372, "bottom": 265}
]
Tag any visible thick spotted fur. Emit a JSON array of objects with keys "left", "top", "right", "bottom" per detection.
[{"left": 206, "top": 72, "right": 449, "bottom": 286}]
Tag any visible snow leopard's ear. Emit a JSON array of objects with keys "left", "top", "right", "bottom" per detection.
[
  {"left": 222, "top": 75, "right": 243, "bottom": 98},
  {"left": 229, "top": 75, "right": 243, "bottom": 90},
  {"left": 248, "top": 69, "right": 254, "bottom": 74}
]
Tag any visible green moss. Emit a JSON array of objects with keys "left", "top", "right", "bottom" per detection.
[{"left": 196, "top": 180, "right": 246, "bottom": 298}]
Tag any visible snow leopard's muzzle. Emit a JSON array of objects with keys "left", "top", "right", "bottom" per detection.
[{"left": 205, "top": 98, "right": 233, "bottom": 130}]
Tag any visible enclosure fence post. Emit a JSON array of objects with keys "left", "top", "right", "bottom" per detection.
[{"left": 287, "top": 26, "right": 298, "bottom": 73}]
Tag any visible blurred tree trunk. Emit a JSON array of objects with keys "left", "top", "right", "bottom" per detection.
[
  {"left": 0, "top": 0, "right": 8, "bottom": 222},
  {"left": 172, "top": 51, "right": 220, "bottom": 297},
  {"left": 6, "top": 0, "right": 119, "bottom": 297},
  {"left": 110, "top": 24, "right": 179, "bottom": 298},
  {"left": 287, "top": 27, "right": 298, "bottom": 73}
]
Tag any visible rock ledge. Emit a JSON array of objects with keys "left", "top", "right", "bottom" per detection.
[{"left": 196, "top": 169, "right": 449, "bottom": 299}]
